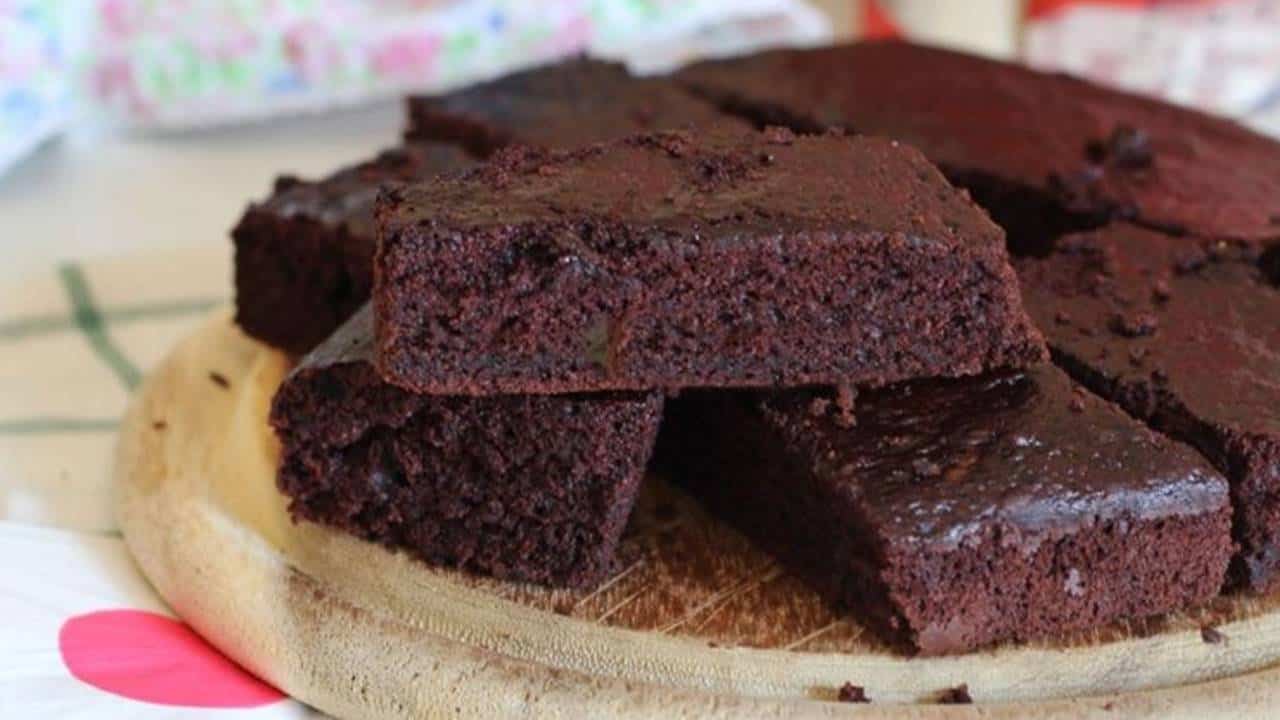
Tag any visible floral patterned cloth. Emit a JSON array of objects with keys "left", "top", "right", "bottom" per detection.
[
  {"left": 0, "top": 0, "right": 829, "bottom": 175},
  {"left": 0, "top": 1, "right": 74, "bottom": 173}
]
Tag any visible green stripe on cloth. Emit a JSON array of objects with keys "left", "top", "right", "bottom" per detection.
[
  {"left": 0, "top": 417, "right": 120, "bottom": 434},
  {"left": 58, "top": 263, "right": 143, "bottom": 390},
  {"left": 0, "top": 297, "right": 223, "bottom": 343}
]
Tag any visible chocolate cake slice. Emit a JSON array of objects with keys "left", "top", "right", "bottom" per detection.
[
  {"left": 677, "top": 41, "right": 1280, "bottom": 253},
  {"left": 269, "top": 305, "right": 663, "bottom": 588},
  {"left": 1016, "top": 224, "right": 1280, "bottom": 590},
  {"left": 405, "top": 58, "right": 749, "bottom": 156},
  {"left": 658, "top": 365, "right": 1233, "bottom": 655},
  {"left": 373, "top": 127, "right": 1046, "bottom": 396},
  {"left": 233, "top": 142, "right": 474, "bottom": 353}
]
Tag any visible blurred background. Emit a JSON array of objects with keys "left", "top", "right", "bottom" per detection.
[{"left": 2, "top": 0, "right": 1279, "bottom": 273}]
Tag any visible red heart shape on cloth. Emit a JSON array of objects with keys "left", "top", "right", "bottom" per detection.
[{"left": 59, "top": 609, "right": 285, "bottom": 707}]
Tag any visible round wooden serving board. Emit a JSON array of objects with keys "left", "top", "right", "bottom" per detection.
[{"left": 116, "top": 311, "right": 1280, "bottom": 719}]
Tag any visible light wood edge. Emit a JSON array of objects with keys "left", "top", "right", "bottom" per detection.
[{"left": 115, "top": 311, "right": 1280, "bottom": 719}]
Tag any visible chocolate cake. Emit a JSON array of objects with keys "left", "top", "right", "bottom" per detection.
[
  {"left": 658, "top": 365, "right": 1233, "bottom": 655},
  {"left": 405, "top": 58, "right": 749, "bottom": 156},
  {"left": 1016, "top": 224, "right": 1280, "bottom": 590},
  {"left": 233, "top": 142, "right": 474, "bottom": 353},
  {"left": 269, "top": 306, "right": 664, "bottom": 588},
  {"left": 677, "top": 41, "right": 1280, "bottom": 253},
  {"left": 373, "top": 127, "right": 1046, "bottom": 396}
]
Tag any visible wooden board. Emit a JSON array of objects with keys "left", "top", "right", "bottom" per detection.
[{"left": 115, "top": 311, "right": 1280, "bottom": 719}]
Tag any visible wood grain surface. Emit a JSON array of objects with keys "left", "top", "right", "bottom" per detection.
[{"left": 115, "top": 311, "right": 1280, "bottom": 718}]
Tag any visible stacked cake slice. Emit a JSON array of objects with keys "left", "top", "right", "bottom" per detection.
[
  {"left": 270, "top": 306, "right": 663, "bottom": 587},
  {"left": 267, "top": 124, "right": 1047, "bottom": 590},
  {"left": 229, "top": 50, "right": 1280, "bottom": 656}
]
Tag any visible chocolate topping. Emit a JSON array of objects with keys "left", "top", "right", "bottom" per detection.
[
  {"left": 1017, "top": 223, "right": 1280, "bottom": 589},
  {"left": 659, "top": 363, "right": 1231, "bottom": 654},
  {"left": 678, "top": 41, "right": 1280, "bottom": 247},
  {"left": 837, "top": 684, "right": 870, "bottom": 703}
]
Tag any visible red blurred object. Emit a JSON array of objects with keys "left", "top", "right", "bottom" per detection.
[
  {"left": 862, "top": 0, "right": 902, "bottom": 39},
  {"left": 1028, "top": 0, "right": 1224, "bottom": 21}
]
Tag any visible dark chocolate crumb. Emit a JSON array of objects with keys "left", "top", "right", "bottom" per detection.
[
  {"left": 1103, "top": 702, "right": 1115, "bottom": 711},
  {"left": 912, "top": 459, "right": 942, "bottom": 478},
  {"left": 808, "top": 397, "right": 832, "bottom": 417},
  {"left": 1054, "top": 310, "right": 1072, "bottom": 325},
  {"left": 833, "top": 384, "right": 858, "bottom": 427},
  {"left": 1200, "top": 625, "right": 1226, "bottom": 644},
  {"left": 1110, "top": 312, "right": 1159, "bottom": 338},
  {"left": 1264, "top": 246, "right": 1280, "bottom": 287},
  {"left": 1151, "top": 279, "right": 1172, "bottom": 302},
  {"left": 1173, "top": 248, "right": 1210, "bottom": 274},
  {"left": 272, "top": 174, "right": 303, "bottom": 192},
  {"left": 1106, "top": 125, "right": 1154, "bottom": 170},
  {"left": 151, "top": 420, "right": 167, "bottom": 431},
  {"left": 837, "top": 683, "right": 870, "bottom": 703},
  {"left": 762, "top": 126, "right": 795, "bottom": 145},
  {"left": 1084, "top": 139, "right": 1106, "bottom": 165},
  {"left": 643, "top": 130, "right": 693, "bottom": 158},
  {"left": 937, "top": 684, "right": 972, "bottom": 705},
  {"left": 1048, "top": 166, "right": 1104, "bottom": 203},
  {"left": 209, "top": 371, "right": 230, "bottom": 389},
  {"left": 1068, "top": 392, "right": 1087, "bottom": 413}
]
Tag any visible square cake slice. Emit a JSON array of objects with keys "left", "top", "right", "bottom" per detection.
[
  {"left": 233, "top": 142, "right": 474, "bottom": 353},
  {"left": 659, "top": 365, "right": 1232, "bottom": 655},
  {"left": 405, "top": 58, "right": 749, "bottom": 156},
  {"left": 269, "top": 305, "right": 663, "bottom": 588},
  {"left": 676, "top": 41, "right": 1280, "bottom": 252},
  {"left": 1017, "top": 224, "right": 1280, "bottom": 590},
  {"left": 373, "top": 127, "right": 1046, "bottom": 395}
]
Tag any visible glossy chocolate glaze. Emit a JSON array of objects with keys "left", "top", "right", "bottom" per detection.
[
  {"left": 263, "top": 143, "right": 474, "bottom": 237},
  {"left": 660, "top": 363, "right": 1231, "bottom": 654},
  {"left": 677, "top": 41, "right": 1280, "bottom": 247},
  {"left": 766, "top": 366, "right": 1228, "bottom": 551},
  {"left": 1016, "top": 223, "right": 1280, "bottom": 589}
]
